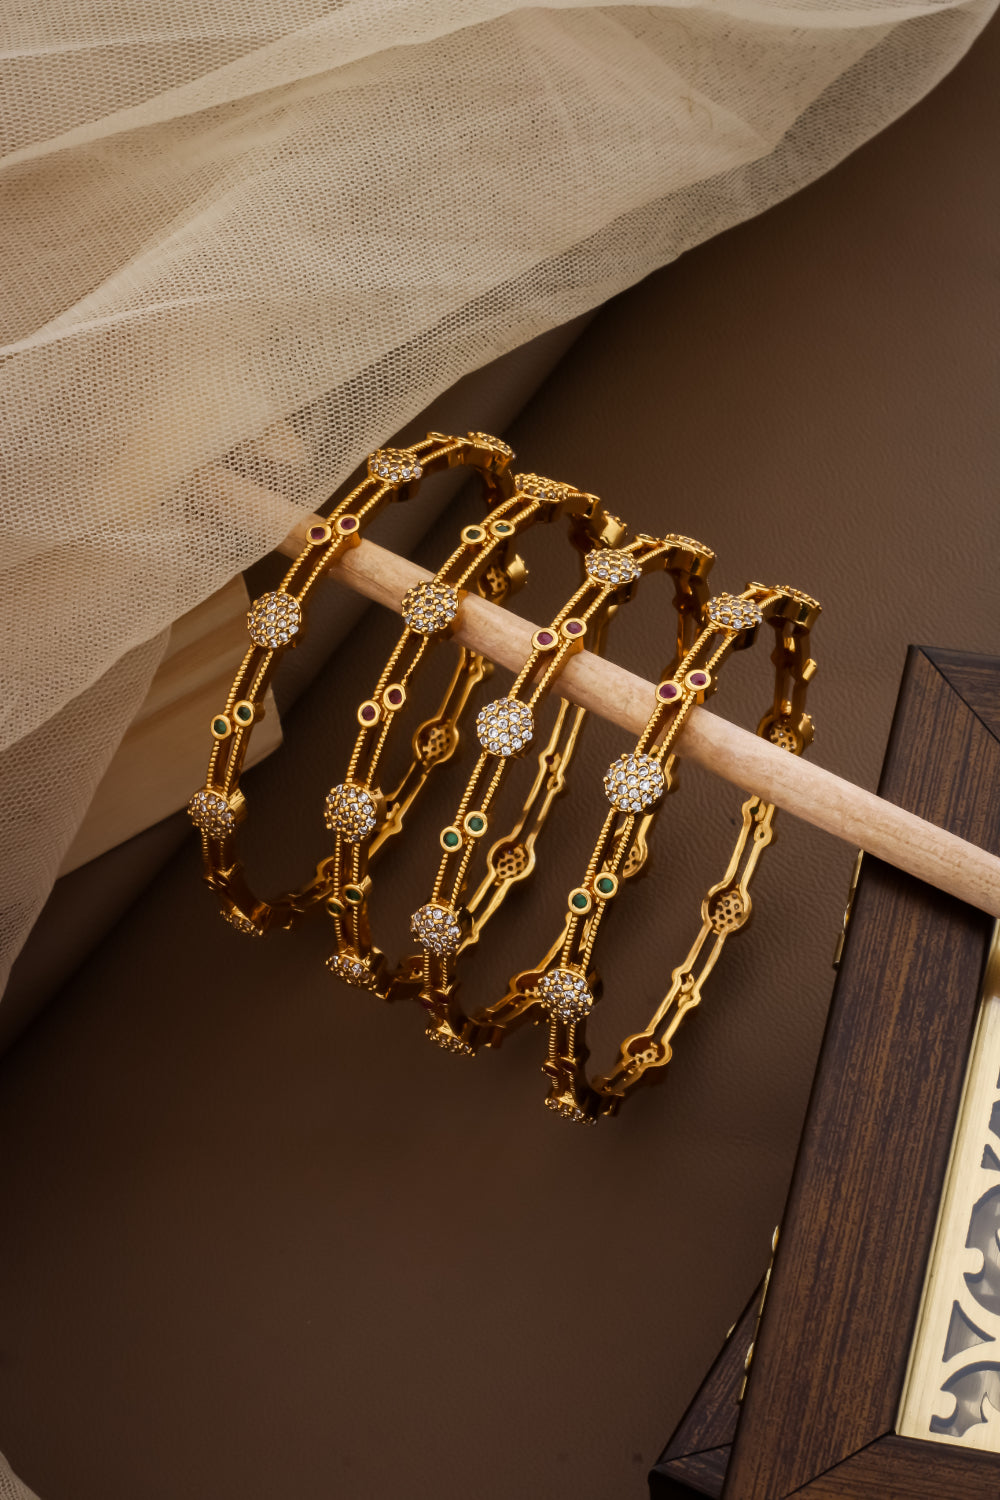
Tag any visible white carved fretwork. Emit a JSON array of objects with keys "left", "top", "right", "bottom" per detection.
[{"left": 899, "top": 924, "right": 1000, "bottom": 1449}]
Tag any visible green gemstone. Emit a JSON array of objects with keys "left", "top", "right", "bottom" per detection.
[
  {"left": 235, "top": 704, "right": 252, "bottom": 723},
  {"left": 443, "top": 830, "right": 461, "bottom": 849},
  {"left": 212, "top": 717, "right": 229, "bottom": 735},
  {"left": 571, "top": 892, "right": 589, "bottom": 910},
  {"left": 468, "top": 815, "right": 484, "bottom": 832},
  {"left": 495, "top": 521, "right": 512, "bottom": 535},
  {"left": 466, "top": 527, "right": 483, "bottom": 541},
  {"left": 596, "top": 877, "right": 615, "bottom": 896},
  {"left": 345, "top": 886, "right": 363, "bottom": 904},
  {"left": 328, "top": 899, "right": 345, "bottom": 916}
]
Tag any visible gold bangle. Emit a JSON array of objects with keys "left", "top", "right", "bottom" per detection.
[
  {"left": 323, "top": 468, "right": 641, "bottom": 994},
  {"left": 321, "top": 465, "right": 578, "bottom": 991},
  {"left": 473, "top": 582, "right": 820, "bottom": 1123},
  {"left": 186, "top": 432, "right": 515, "bottom": 937},
  {"left": 406, "top": 529, "right": 716, "bottom": 1055}
]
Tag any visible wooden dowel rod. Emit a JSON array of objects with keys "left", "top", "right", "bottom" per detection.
[{"left": 279, "top": 520, "right": 1000, "bottom": 919}]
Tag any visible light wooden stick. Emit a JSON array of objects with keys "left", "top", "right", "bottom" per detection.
[{"left": 279, "top": 518, "right": 1000, "bottom": 919}]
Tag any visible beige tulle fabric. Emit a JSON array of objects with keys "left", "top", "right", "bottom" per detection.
[
  {"left": 0, "top": 0, "right": 995, "bottom": 996},
  {"left": 0, "top": 1453, "right": 39, "bottom": 1500}
]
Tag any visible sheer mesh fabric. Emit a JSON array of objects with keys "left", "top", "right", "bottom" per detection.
[
  {"left": 0, "top": 0, "right": 995, "bottom": 993},
  {"left": 0, "top": 1453, "right": 38, "bottom": 1500}
]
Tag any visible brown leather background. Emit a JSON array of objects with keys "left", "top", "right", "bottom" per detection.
[{"left": 0, "top": 19, "right": 998, "bottom": 1499}]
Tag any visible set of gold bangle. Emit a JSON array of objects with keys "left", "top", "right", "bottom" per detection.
[{"left": 188, "top": 430, "right": 820, "bottom": 1124}]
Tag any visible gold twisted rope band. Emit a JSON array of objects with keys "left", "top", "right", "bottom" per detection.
[
  {"left": 464, "top": 582, "right": 820, "bottom": 1123},
  {"left": 406, "top": 530, "right": 716, "bottom": 1055},
  {"left": 321, "top": 464, "right": 635, "bottom": 997},
  {"left": 188, "top": 432, "right": 517, "bottom": 936}
]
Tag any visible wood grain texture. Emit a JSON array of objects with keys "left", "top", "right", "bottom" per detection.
[
  {"left": 722, "top": 648, "right": 1000, "bottom": 1498},
  {"left": 650, "top": 1290, "right": 760, "bottom": 1497},
  {"left": 650, "top": 1447, "right": 731, "bottom": 1498},
  {"left": 925, "top": 647, "right": 1000, "bottom": 743},
  {"left": 785, "top": 1435, "right": 1000, "bottom": 1497}
]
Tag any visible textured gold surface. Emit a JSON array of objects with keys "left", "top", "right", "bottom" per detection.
[{"left": 188, "top": 432, "right": 516, "bottom": 938}]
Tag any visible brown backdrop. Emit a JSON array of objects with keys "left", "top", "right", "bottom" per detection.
[{"left": 0, "top": 17, "right": 997, "bottom": 1499}]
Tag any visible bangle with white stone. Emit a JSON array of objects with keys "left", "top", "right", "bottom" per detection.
[
  {"left": 470, "top": 582, "right": 821, "bottom": 1124},
  {"left": 321, "top": 464, "right": 618, "bottom": 996},
  {"left": 406, "top": 530, "right": 716, "bottom": 1056},
  {"left": 186, "top": 431, "right": 517, "bottom": 938}
]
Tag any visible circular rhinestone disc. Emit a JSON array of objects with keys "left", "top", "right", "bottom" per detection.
[
  {"left": 326, "top": 952, "right": 377, "bottom": 989},
  {"left": 538, "top": 967, "right": 594, "bottom": 1023},
  {"left": 401, "top": 581, "right": 459, "bottom": 635},
  {"left": 603, "top": 753, "right": 666, "bottom": 814},
  {"left": 585, "top": 548, "right": 641, "bottom": 587},
  {"left": 187, "top": 788, "right": 235, "bottom": 838},
  {"left": 515, "top": 472, "right": 570, "bottom": 504},
  {"left": 706, "top": 592, "right": 764, "bottom": 632},
  {"left": 247, "top": 590, "right": 302, "bottom": 649},
  {"left": 476, "top": 698, "right": 534, "bottom": 757},
  {"left": 323, "top": 782, "right": 378, "bottom": 842},
  {"left": 369, "top": 448, "right": 423, "bottom": 484},
  {"left": 410, "top": 903, "right": 462, "bottom": 956}
]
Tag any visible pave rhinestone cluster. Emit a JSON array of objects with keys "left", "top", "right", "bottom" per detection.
[
  {"left": 188, "top": 788, "right": 235, "bottom": 837},
  {"left": 326, "top": 952, "right": 378, "bottom": 989},
  {"left": 323, "top": 782, "right": 378, "bottom": 842},
  {"left": 585, "top": 548, "right": 640, "bottom": 587},
  {"left": 247, "top": 591, "right": 301, "bottom": 649},
  {"left": 222, "top": 908, "right": 263, "bottom": 937},
  {"left": 663, "top": 532, "right": 715, "bottom": 559},
  {"left": 410, "top": 903, "right": 462, "bottom": 956},
  {"left": 603, "top": 753, "right": 665, "bottom": 813},
  {"left": 706, "top": 593, "right": 763, "bottom": 632},
  {"left": 469, "top": 431, "right": 514, "bottom": 459},
  {"left": 401, "top": 581, "right": 459, "bottom": 635},
  {"left": 515, "top": 472, "right": 571, "bottom": 504},
  {"left": 771, "top": 584, "right": 822, "bottom": 611},
  {"left": 545, "top": 1096, "right": 597, "bottom": 1126},
  {"left": 538, "top": 967, "right": 594, "bottom": 1022},
  {"left": 368, "top": 448, "right": 423, "bottom": 484},
  {"left": 476, "top": 698, "right": 534, "bottom": 757},
  {"left": 428, "top": 1028, "right": 474, "bottom": 1056}
]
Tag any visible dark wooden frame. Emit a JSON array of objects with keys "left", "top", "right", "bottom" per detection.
[{"left": 650, "top": 646, "right": 1000, "bottom": 1498}]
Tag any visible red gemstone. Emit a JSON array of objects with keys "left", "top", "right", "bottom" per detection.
[
  {"left": 309, "top": 525, "right": 327, "bottom": 543},
  {"left": 536, "top": 631, "right": 554, "bottom": 647},
  {"left": 565, "top": 620, "right": 584, "bottom": 636},
  {"left": 386, "top": 688, "right": 403, "bottom": 706},
  {"left": 339, "top": 515, "right": 358, "bottom": 532},
  {"left": 690, "top": 672, "right": 707, "bottom": 687},
  {"left": 658, "top": 682, "right": 680, "bottom": 701},
  {"left": 360, "top": 705, "right": 377, "bottom": 722}
]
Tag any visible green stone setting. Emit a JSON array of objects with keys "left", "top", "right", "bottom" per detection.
[
  {"left": 234, "top": 704, "right": 253, "bottom": 724},
  {"left": 571, "top": 892, "right": 589, "bottom": 911},
  {"left": 442, "top": 829, "right": 461, "bottom": 849},
  {"left": 212, "top": 717, "right": 229, "bottom": 736},
  {"left": 467, "top": 815, "right": 484, "bottom": 832},
  {"left": 596, "top": 876, "right": 615, "bottom": 896},
  {"left": 344, "top": 885, "right": 364, "bottom": 905}
]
